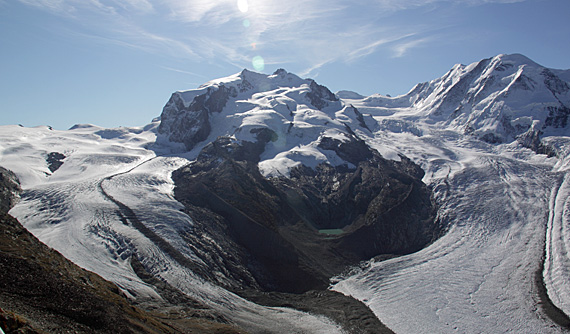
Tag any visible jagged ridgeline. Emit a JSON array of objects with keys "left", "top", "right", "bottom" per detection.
[{"left": 158, "top": 69, "right": 441, "bottom": 293}]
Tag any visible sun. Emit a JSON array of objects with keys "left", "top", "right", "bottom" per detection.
[{"left": 237, "top": 0, "right": 248, "bottom": 13}]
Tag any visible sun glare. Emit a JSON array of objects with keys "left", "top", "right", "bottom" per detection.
[
  {"left": 252, "top": 56, "right": 264, "bottom": 71},
  {"left": 237, "top": 0, "right": 248, "bottom": 13}
]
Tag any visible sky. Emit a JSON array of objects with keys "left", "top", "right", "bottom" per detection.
[{"left": 0, "top": 0, "right": 569, "bottom": 130}]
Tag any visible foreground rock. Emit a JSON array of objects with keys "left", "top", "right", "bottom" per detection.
[{"left": 236, "top": 288, "right": 393, "bottom": 334}]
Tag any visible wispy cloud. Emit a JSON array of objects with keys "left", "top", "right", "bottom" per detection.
[
  {"left": 17, "top": 0, "right": 74, "bottom": 14},
  {"left": 162, "top": 0, "right": 235, "bottom": 23},
  {"left": 346, "top": 31, "right": 420, "bottom": 62},
  {"left": 371, "top": 0, "right": 526, "bottom": 10},
  {"left": 15, "top": 0, "right": 529, "bottom": 76},
  {"left": 391, "top": 37, "right": 432, "bottom": 58},
  {"left": 108, "top": 0, "right": 154, "bottom": 14},
  {"left": 160, "top": 66, "right": 208, "bottom": 78}
]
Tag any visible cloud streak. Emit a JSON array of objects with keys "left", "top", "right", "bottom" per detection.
[
  {"left": 391, "top": 37, "right": 432, "bottom": 58},
  {"left": 371, "top": 0, "right": 526, "bottom": 10},
  {"left": 15, "top": 0, "right": 529, "bottom": 76}
]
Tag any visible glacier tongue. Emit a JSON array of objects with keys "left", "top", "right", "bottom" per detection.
[
  {"left": 332, "top": 127, "right": 563, "bottom": 333},
  {"left": 544, "top": 167, "right": 570, "bottom": 318}
]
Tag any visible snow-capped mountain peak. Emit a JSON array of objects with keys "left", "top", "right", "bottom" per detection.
[
  {"left": 194, "top": 68, "right": 307, "bottom": 96},
  {"left": 157, "top": 69, "right": 350, "bottom": 176},
  {"left": 158, "top": 55, "right": 570, "bottom": 178},
  {"left": 361, "top": 53, "right": 570, "bottom": 144}
]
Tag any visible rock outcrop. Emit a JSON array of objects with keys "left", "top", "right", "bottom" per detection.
[
  {"left": 0, "top": 167, "right": 20, "bottom": 213},
  {"left": 158, "top": 85, "right": 238, "bottom": 150},
  {"left": 172, "top": 130, "right": 439, "bottom": 293}
]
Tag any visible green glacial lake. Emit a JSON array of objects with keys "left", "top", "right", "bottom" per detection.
[{"left": 318, "top": 229, "right": 344, "bottom": 235}]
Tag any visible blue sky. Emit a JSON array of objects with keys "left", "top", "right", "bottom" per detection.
[{"left": 1, "top": 0, "right": 569, "bottom": 130}]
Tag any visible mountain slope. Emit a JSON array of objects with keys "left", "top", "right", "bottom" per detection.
[{"left": 172, "top": 133, "right": 438, "bottom": 293}]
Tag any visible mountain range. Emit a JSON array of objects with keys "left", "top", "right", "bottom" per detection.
[{"left": 1, "top": 53, "right": 570, "bottom": 333}]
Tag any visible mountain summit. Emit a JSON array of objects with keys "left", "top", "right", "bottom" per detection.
[
  {"left": 360, "top": 53, "right": 570, "bottom": 144},
  {"left": 158, "top": 54, "right": 570, "bottom": 166},
  {"left": 157, "top": 68, "right": 350, "bottom": 176}
]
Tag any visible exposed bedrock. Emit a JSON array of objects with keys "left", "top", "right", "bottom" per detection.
[{"left": 172, "top": 130, "right": 440, "bottom": 294}]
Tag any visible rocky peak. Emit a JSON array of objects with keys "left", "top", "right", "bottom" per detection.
[
  {"left": 157, "top": 84, "right": 238, "bottom": 150},
  {"left": 317, "top": 134, "right": 373, "bottom": 166},
  {"left": 403, "top": 54, "right": 570, "bottom": 145},
  {"left": 272, "top": 68, "right": 288, "bottom": 77},
  {"left": 306, "top": 79, "right": 339, "bottom": 110},
  {"left": 157, "top": 69, "right": 348, "bottom": 162}
]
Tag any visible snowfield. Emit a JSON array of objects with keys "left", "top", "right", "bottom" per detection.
[{"left": 2, "top": 54, "right": 570, "bottom": 333}]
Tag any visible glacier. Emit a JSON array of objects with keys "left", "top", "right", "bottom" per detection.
[{"left": 1, "top": 53, "right": 570, "bottom": 333}]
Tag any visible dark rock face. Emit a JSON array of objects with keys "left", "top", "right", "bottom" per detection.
[
  {"left": 158, "top": 92, "right": 210, "bottom": 150},
  {"left": 318, "top": 135, "right": 374, "bottom": 165},
  {"left": 544, "top": 105, "right": 570, "bottom": 129},
  {"left": 158, "top": 86, "right": 238, "bottom": 150},
  {"left": 543, "top": 69, "right": 570, "bottom": 96},
  {"left": 352, "top": 105, "right": 372, "bottom": 132},
  {"left": 517, "top": 128, "right": 557, "bottom": 157},
  {"left": 46, "top": 152, "right": 66, "bottom": 173},
  {"left": 172, "top": 131, "right": 439, "bottom": 294},
  {"left": 307, "top": 79, "right": 339, "bottom": 110},
  {"left": 237, "top": 289, "right": 393, "bottom": 334},
  {"left": 0, "top": 167, "right": 21, "bottom": 213}
]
